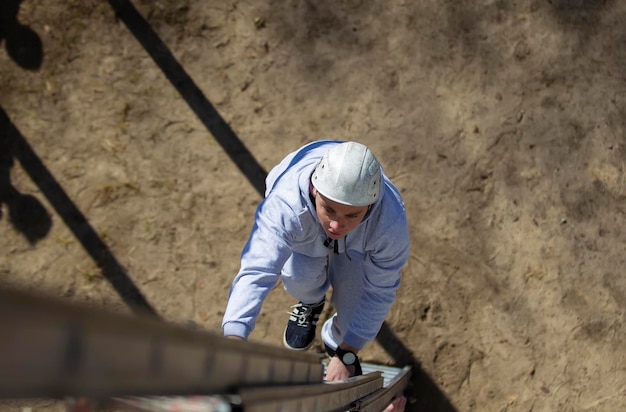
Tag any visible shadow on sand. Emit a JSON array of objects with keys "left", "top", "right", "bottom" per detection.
[{"left": 0, "top": 106, "right": 157, "bottom": 317}]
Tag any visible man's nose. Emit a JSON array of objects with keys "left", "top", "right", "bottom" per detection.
[{"left": 330, "top": 218, "right": 344, "bottom": 229}]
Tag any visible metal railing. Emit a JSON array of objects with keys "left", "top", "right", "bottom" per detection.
[{"left": 0, "top": 287, "right": 409, "bottom": 411}]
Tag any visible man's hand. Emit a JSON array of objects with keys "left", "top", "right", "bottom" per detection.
[
  {"left": 384, "top": 395, "right": 407, "bottom": 411},
  {"left": 324, "top": 355, "right": 355, "bottom": 381}
]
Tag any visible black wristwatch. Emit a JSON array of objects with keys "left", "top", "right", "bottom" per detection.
[{"left": 335, "top": 347, "right": 358, "bottom": 366}]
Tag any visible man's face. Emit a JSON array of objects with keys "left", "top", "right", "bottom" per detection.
[{"left": 312, "top": 188, "right": 369, "bottom": 239}]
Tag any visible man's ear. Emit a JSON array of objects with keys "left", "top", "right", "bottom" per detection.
[{"left": 311, "top": 187, "right": 318, "bottom": 197}]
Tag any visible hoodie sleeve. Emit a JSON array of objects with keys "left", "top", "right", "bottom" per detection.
[{"left": 221, "top": 194, "right": 301, "bottom": 339}]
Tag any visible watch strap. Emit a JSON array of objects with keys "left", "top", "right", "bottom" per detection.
[{"left": 334, "top": 347, "right": 358, "bottom": 366}]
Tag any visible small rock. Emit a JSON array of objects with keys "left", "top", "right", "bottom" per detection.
[
  {"left": 181, "top": 193, "right": 194, "bottom": 210},
  {"left": 254, "top": 17, "right": 266, "bottom": 29},
  {"left": 514, "top": 39, "right": 531, "bottom": 60}
]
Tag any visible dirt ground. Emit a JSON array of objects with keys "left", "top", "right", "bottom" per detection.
[{"left": 1, "top": 0, "right": 626, "bottom": 411}]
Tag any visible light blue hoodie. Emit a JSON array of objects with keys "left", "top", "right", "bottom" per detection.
[{"left": 222, "top": 140, "right": 410, "bottom": 350}]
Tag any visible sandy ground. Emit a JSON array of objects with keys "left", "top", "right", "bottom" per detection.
[{"left": 1, "top": 0, "right": 626, "bottom": 411}]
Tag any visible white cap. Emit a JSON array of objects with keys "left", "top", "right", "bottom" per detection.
[{"left": 312, "top": 142, "right": 382, "bottom": 206}]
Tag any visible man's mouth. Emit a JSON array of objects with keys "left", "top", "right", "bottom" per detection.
[{"left": 327, "top": 229, "right": 342, "bottom": 238}]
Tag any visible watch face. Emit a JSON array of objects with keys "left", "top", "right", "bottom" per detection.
[{"left": 342, "top": 352, "right": 357, "bottom": 365}]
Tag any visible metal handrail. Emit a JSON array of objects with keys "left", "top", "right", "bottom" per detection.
[
  {"left": 0, "top": 287, "right": 323, "bottom": 398},
  {"left": 0, "top": 287, "right": 410, "bottom": 412},
  {"left": 351, "top": 366, "right": 412, "bottom": 412},
  {"left": 237, "top": 372, "right": 384, "bottom": 412}
]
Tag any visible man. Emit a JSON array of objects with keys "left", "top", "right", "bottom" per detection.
[{"left": 222, "top": 140, "right": 410, "bottom": 384}]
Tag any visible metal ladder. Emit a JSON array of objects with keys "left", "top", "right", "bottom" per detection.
[{"left": 0, "top": 288, "right": 410, "bottom": 411}]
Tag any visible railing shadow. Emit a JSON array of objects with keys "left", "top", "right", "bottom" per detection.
[
  {"left": 0, "top": 0, "right": 43, "bottom": 70},
  {"left": 0, "top": 113, "right": 51, "bottom": 245},
  {"left": 377, "top": 322, "right": 457, "bottom": 411},
  {"left": 0, "top": 106, "right": 157, "bottom": 317},
  {"left": 0, "top": 1, "right": 48, "bottom": 244},
  {"left": 106, "top": 0, "right": 267, "bottom": 197}
]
